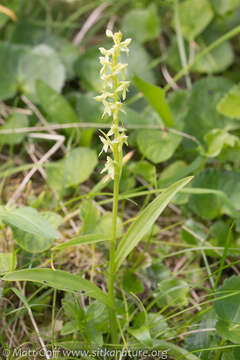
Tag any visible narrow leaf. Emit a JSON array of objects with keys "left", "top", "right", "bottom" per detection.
[
  {"left": 133, "top": 75, "right": 174, "bottom": 127},
  {"left": 3, "top": 268, "right": 112, "bottom": 308},
  {"left": 115, "top": 176, "right": 192, "bottom": 270},
  {"left": 52, "top": 234, "right": 110, "bottom": 251}
]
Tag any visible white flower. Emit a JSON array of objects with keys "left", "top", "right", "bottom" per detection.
[
  {"left": 112, "top": 133, "right": 128, "bottom": 151},
  {"left": 101, "top": 156, "right": 115, "bottom": 180},
  {"left": 115, "top": 81, "right": 131, "bottom": 100},
  {"left": 107, "top": 124, "right": 126, "bottom": 137}
]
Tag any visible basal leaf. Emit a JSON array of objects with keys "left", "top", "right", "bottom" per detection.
[
  {"left": 12, "top": 212, "right": 62, "bottom": 253},
  {"left": 114, "top": 177, "right": 192, "bottom": 270},
  {"left": 0, "top": 207, "right": 59, "bottom": 240},
  {"left": 3, "top": 268, "right": 112, "bottom": 308}
]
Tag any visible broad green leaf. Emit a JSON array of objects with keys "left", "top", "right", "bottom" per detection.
[
  {"left": 133, "top": 76, "right": 174, "bottom": 127},
  {"left": 178, "top": 0, "right": 213, "bottom": 40},
  {"left": 11, "top": 21, "right": 79, "bottom": 79},
  {"left": 0, "top": 206, "right": 59, "bottom": 240},
  {"left": 130, "top": 160, "right": 156, "bottom": 185},
  {"left": 122, "top": 271, "right": 144, "bottom": 294},
  {"left": 212, "top": 0, "right": 240, "bottom": 15},
  {"left": 18, "top": 44, "right": 65, "bottom": 101},
  {"left": 189, "top": 169, "right": 240, "bottom": 219},
  {"left": 0, "top": 253, "right": 16, "bottom": 273},
  {"left": 3, "top": 268, "right": 112, "bottom": 308},
  {"left": 52, "top": 234, "right": 110, "bottom": 251},
  {"left": 75, "top": 93, "right": 103, "bottom": 123},
  {"left": 12, "top": 212, "right": 62, "bottom": 253},
  {"left": 217, "top": 84, "right": 240, "bottom": 119},
  {"left": 222, "top": 349, "right": 240, "bottom": 360},
  {"left": 114, "top": 176, "right": 192, "bottom": 270},
  {"left": 0, "top": 41, "right": 25, "bottom": 100},
  {"left": 125, "top": 42, "right": 155, "bottom": 83},
  {"left": 36, "top": 80, "right": 79, "bottom": 125},
  {"left": 129, "top": 325, "right": 152, "bottom": 347},
  {"left": 46, "top": 147, "right": 98, "bottom": 194},
  {"left": 0, "top": 113, "right": 28, "bottom": 145},
  {"left": 94, "top": 212, "right": 123, "bottom": 238},
  {"left": 159, "top": 161, "right": 187, "bottom": 187},
  {"left": 167, "top": 35, "right": 234, "bottom": 74},
  {"left": 216, "top": 319, "right": 240, "bottom": 344},
  {"left": 121, "top": 4, "right": 160, "bottom": 43},
  {"left": 204, "top": 129, "right": 239, "bottom": 157},
  {"left": 185, "top": 310, "right": 218, "bottom": 360},
  {"left": 75, "top": 47, "right": 102, "bottom": 91},
  {"left": 157, "top": 278, "right": 189, "bottom": 307},
  {"left": 183, "top": 77, "right": 237, "bottom": 148},
  {"left": 79, "top": 200, "right": 101, "bottom": 235},
  {"left": 214, "top": 275, "right": 240, "bottom": 323},
  {"left": 137, "top": 129, "right": 181, "bottom": 164}
]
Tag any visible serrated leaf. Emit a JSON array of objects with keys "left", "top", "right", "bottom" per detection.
[
  {"left": 3, "top": 268, "right": 112, "bottom": 308},
  {"left": 133, "top": 76, "right": 174, "bottom": 127},
  {"left": 114, "top": 177, "right": 192, "bottom": 270},
  {"left": 0, "top": 206, "right": 59, "bottom": 240},
  {"left": 178, "top": 0, "right": 213, "bottom": 40},
  {"left": 217, "top": 84, "right": 240, "bottom": 119}
]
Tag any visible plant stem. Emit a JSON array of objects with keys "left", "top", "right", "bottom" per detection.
[{"left": 108, "top": 162, "right": 120, "bottom": 345}]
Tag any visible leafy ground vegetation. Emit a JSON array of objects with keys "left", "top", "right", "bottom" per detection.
[{"left": 1, "top": 0, "right": 240, "bottom": 359}]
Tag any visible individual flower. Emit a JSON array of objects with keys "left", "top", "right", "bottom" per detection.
[{"left": 101, "top": 156, "right": 115, "bottom": 180}]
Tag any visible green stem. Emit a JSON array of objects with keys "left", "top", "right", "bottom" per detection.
[{"left": 108, "top": 163, "right": 120, "bottom": 345}]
